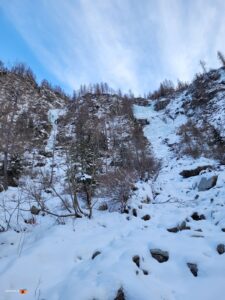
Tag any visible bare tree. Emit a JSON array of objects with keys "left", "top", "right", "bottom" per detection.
[
  {"left": 100, "top": 168, "right": 136, "bottom": 212},
  {"left": 199, "top": 60, "right": 207, "bottom": 73},
  {"left": 217, "top": 51, "right": 225, "bottom": 67}
]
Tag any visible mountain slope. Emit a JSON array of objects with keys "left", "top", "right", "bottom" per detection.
[{"left": 0, "top": 66, "right": 225, "bottom": 300}]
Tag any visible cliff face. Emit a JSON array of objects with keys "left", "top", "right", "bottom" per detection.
[{"left": 0, "top": 70, "right": 68, "bottom": 188}]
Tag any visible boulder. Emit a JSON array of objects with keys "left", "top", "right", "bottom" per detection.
[
  {"left": 142, "top": 269, "right": 149, "bottom": 275},
  {"left": 197, "top": 175, "right": 218, "bottom": 191},
  {"left": 191, "top": 212, "right": 206, "bottom": 221},
  {"left": 150, "top": 249, "right": 169, "bottom": 263},
  {"left": 142, "top": 214, "right": 151, "bottom": 221},
  {"left": 132, "top": 208, "right": 137, "bottom": 217},
  {"left": 217, "top": 244, "right": 225, "bottom": 255},
  {"left": 187, "top": 263, "right": 198, "bottom": 277},
  {"left": 132, "top": 255, "right": 140, "bottom": 268}
]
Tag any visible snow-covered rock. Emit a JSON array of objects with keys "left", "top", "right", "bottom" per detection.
[{"left": 197, "top": 174, "right": 218, "bottom": 191}]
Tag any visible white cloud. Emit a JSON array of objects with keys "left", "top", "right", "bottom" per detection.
[{"left": 1, "top": 0, "right": 225, "bottom": 94}]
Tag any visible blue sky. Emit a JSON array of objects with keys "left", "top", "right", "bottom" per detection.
[{"left": 0, "top": 0, "right": 225, "bottom": 95}]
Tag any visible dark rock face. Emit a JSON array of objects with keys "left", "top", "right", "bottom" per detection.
[
  {"left": 191, "top": 212, "right": 206, "bottom": 221},
  {"left": 180, "top": 165, "right": 212, "bottom": 178},
  {"left": 132, "top": 255, "right": 140, "bottom": 268},
  {"left": 198, "top": 175, "right": 218, "bottom": 191},
  {"left": 217, "top": 244, "right": 225, "bottom": 255},
  {"left": 150, "top": 249, "right": 169, "bottom": 263},
  {"left": 187, "top": 263, "right": 198, "bottom": 277},
  {"left": 91, "top": 251, "right": 101, "bottom": 260},
  {"left": 221, "top": 228, "right": 225, "bottom": 232},
  {"left": 114, "top": 287, "right": 125, "bottom": 300},
  {"left": 142, "top": 214, "right": 151, "bottom": 221}
]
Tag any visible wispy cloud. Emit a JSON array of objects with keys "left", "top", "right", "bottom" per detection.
[{"left": 1, "top": 0, "right": 225, "bottom": 94}]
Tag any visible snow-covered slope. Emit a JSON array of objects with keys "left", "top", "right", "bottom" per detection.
[{"left": 0, "top": 68, "right": 225, "bottom": 300}]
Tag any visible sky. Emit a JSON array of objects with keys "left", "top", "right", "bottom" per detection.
[{"left": 0, "top": 0, "right": 225, "bottom": 96}]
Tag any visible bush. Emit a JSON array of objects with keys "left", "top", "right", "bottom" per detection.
[{"left": 176, "top": 120, "right": 225, "bottom": 162}]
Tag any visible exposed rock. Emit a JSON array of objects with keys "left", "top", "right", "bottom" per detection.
[
  {"left": 131, "top": 185, "right": 138, "bottom": 191},
  {"left": 191, "top": 212, "right": 206, "bottom": 221},
  {"left": 198, "top": 175, "right": 218, "bottom": 191},
  {"left": 142, "top": 269, "right": 149, "bottom": 275},
  {"left": 98, "top": 203, "right": 108, "bottom": 211},
  {"left": 114, "top": 287, "right": 125, "bottom": 300},
  {"left": 30, "top": 205, "right": 41, "bottom": 215},
  {"left": 137, "top": 119, "right": 150, "bottom": 126},
  {"left": 167, "top": 221, "right": 190, "bottom": 233},
  {"left": 180, "top": 165, "right": 212, "bottom": 178},
  {"left": 217, "top": 244, "right": 225, "bottom": 255},
  {"left": 142, "top": 214, "right": 151, "bottom": 221},
  {"left": 123, "top": 208, "right": 129, "bottom": 214},
  {"left": 132, "top": 208, "right": 137, "bottom": 217},
  {"left": 187, "top": 263, "right": 198, "bottom": 277},
  {"left": 91, "top": 251, "right": 101, "bottom": 260},
  {"left": 167, "top": 226, "right": 179, "bottom": 233},
  {"left": 221, "top": 228, "right": 225, "bottom": 232},
  {"left": 132, "top": 255, "right": 140, "bottom": 268},
  {"left": 39, "top": 150, "right": 53, "bottom": 158},
  {"left": 45, "top": 189, "right": 52, "bottom": 194},
  {"left": 150, "top": 249, "right": 169, "bottom": 263}
]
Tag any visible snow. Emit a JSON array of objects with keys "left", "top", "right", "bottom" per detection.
[
  {"left": 1, "top": 172, "right": 225, "bottom": 300},
  {"left": 46, "top": 109, "right": 65, "bottom": 151},
  {"left": 133, "top": 100, "right": 187, "bottom": 163},
  {"left": 0, "top": 92, "right": 225, "bottom": 299}
]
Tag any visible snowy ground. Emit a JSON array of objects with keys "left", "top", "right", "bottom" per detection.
[{"left": 0, "top": 101, "right": 225, "bottom": 300}]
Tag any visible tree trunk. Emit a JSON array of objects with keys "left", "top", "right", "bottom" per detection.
[
  {"left": 84, "top": 183, "right": 92, "bottom": 218},
  {"left": 3, "top": 151, "right": 8, "bottom": 190}
]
